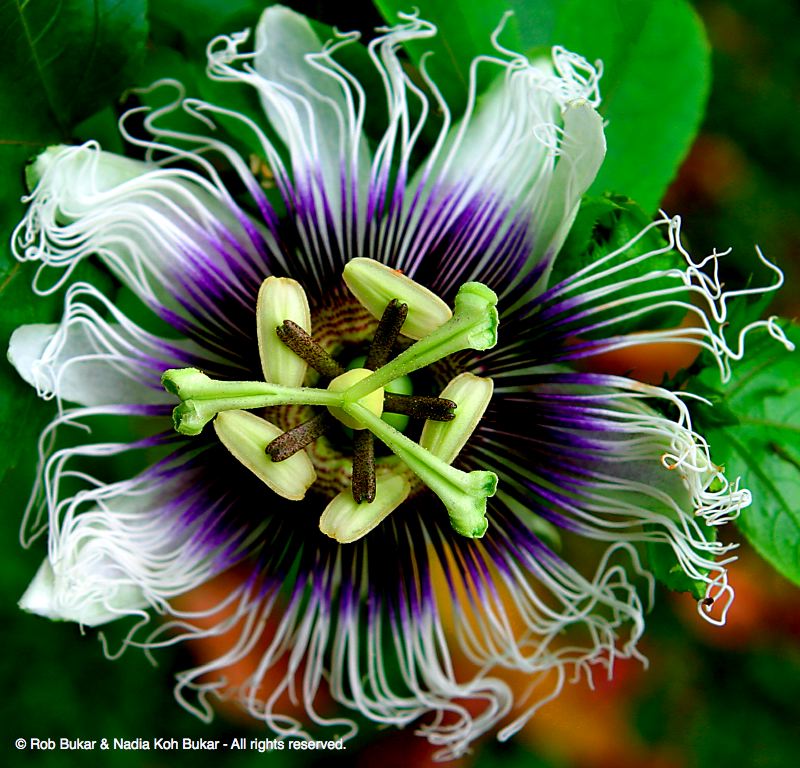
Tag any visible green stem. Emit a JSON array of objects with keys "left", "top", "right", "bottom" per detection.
[
  {"left": 343, "top": 283, "right": 498, "bottom": 401},
  {"left": 345, "top": 401, "right": 496, "bottom": 538},
  {"left": 162, "top": 368, "right": 342, "bottom": 435}
]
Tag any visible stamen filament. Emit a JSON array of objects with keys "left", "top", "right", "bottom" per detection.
[
  {"left": 383, "top": 393, "right": 456, "bottom": 421},
  {"left": 352, "top": 430, "right": 376, "bottom": 503},
  {"left": 343, "top": 283, "right": 498, "bottom": 401},
  {"left": 276, "top": 320, "right": 346, "bottom": 379},
  {"left": 266, "top": 412, "right": 333, "bottom": 462},
  {"left": 344, "top": 401, "right": 496, "bottom": 538},
  {"left": 365, "top": 299, "right": 408, "bottom": 370}
]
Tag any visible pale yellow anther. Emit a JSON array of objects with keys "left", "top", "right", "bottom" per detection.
[
  {"left": 257, "top": 276, "right": 311, "bottom": 386},
  {"left": 420, "top": 373, "right": 494, "bottom": 464},
  {"left": 319, "top": 474, "right": 410, "bottom": 543},
  {"left": 343, "top": 257, "right": 452, "bottom": 339},
  {"left": 214, "top": 410, "right": 316, "bottom": 500},
  {"left": 327, "top": 368, "right": 384, "bottom": 429}
]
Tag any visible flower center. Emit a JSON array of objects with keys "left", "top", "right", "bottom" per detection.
[
  {"left": 326, "top": 368, "right": 384, "bottom": 429},
  {"left": 162, "top": 258, "right": 499, "bottom": 543}
]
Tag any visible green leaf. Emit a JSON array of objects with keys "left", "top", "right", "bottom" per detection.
[
  {"left": 150, "top": 0, "right": 266, "bottom": 52},
  {"left": 0, "top": 145, "right": 112, "bottom": 484},
  {"left": 0, "top": 0, "right": 144, "bottom": 399},
  {"left": 0, "top": 144, "right": 59, "bottom": 482},
  {"left": 696, "top": 324, "right": 800, "bottom": 586},
  {"left": 0, "top": 0, "right": 148, "bottom": 141},
  {"left": 546, "top": 0, "right": 710, "bottom": 212}
]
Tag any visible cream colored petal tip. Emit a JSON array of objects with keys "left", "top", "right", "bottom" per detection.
[
  {"left": 319, "top": 474, "right": 410, "bottom": 543},
  {"left": 343, "top": 258, "right": 452, "bottom": 340},
  {"left": 214, "top": 410, "right": 316, "bottom": 500},
  {"left": 420, "top": 373, "right": 494, "bottom": 464},
  {"left": 19, "top": 559, "right": 147, "bottom": 628},
  {"left": 257, "top": 276, "right": 311, "bottom": 386}
]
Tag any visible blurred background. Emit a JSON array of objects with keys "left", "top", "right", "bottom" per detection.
[{"left": 1, "top": 1, "right": 798, "bottom": 766}]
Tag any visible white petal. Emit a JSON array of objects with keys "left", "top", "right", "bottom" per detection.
[
  {"left": 534, "top": 100, "right": 606, "bottom": 265},
  {"left": 19, "top": 558, "right": 147, "bottom": 628},
  {"left": 14, "top": 143, "right": 272, "bottom": 321},
  {"left": 255, "top": 6, "right": 369, "bottom": 218},
  {"left": 22, "top": 455, "right": 267, "bottom": 630},
  {"left": 8, "top": 322, "right": 171, "bottom": 406},
  {"left": 27, "top": 143, "right": 147, "bottom": 194},
  {"left": 398, "top": 48, "right": 604, "bottom": 289},
  {"left": 7, "top": 283, "right": 200, "bottom": 406},
  {"left": 431, "top": 48, "right": 603, "bottom": 217}
]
